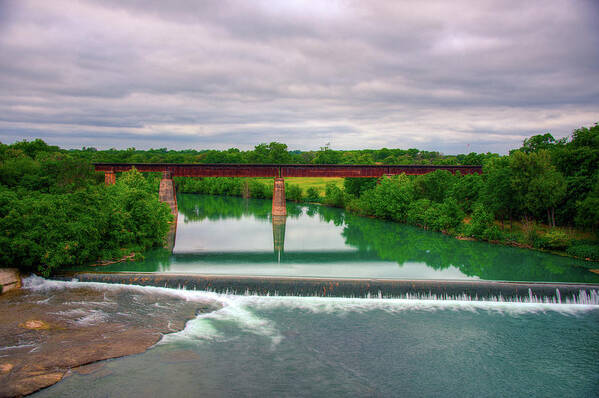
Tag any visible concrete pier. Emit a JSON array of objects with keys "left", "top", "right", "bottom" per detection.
[
  {"left": 104, "top": 170, "right": 116, "bottom": 185},
  {"left": 159, "top": 171, "right": 178, "bottom": 222},
  {"left": 272, "top": 177, "right": 286, "bottom": 216}
]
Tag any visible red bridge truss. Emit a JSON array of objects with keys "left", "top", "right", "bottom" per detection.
[
  {"left": 93, "top": 163, "right": 482, "bottom": 178},
  {"left": 95, "top": 163, "right": 482, "bottom": 217}
]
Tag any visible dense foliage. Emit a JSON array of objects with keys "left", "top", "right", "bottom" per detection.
[
  {"left": 1, "top": 122, "right": 597, "bottom": 273},
  {"left": 0, "top": 141, "right": 172, "bottom": 275},
  {"left": 168, "top": 124, "right": 599, "bottom": 259}
]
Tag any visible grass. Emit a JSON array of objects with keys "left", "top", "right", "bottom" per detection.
[
  {"left": 256, "top": 177, "right": 344, "bottom": 195},
  {"left": 285, "top": 177, "right": 344, "bottom": 194},
  {"left": 495, "top": 220, "right": 597, "bottom": 242}
]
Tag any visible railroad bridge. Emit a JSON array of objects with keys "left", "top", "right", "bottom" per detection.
[{"left": 94, "top": 163, "right": 482, "bottom": 218}]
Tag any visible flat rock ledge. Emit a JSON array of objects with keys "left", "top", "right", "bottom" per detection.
[
  {"left": 0, "top": 269, "right": 21, "bottom": 294},
  {"left": 0, "top": 284, "right": 219, "bottom": 397}
]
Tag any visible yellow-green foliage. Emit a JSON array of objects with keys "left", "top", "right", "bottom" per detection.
[{"left": 281, "top": 177, "right": 344, "bottom": 195}]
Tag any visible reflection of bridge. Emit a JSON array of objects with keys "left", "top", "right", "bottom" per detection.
[{"left": 95, "top": 163, "right": 482, "bottom": 217}]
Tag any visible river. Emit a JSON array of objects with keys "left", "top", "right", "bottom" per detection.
[
  {"left": 33, "top": 194, "right": 599, "bottom": 396},
  {"left": 72, "top": 194, "right": 599, "bottom": 284}
]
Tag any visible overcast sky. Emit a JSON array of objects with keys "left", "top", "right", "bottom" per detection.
[{"left": 1, "top": 0, "right": 598, "bottom": 153}]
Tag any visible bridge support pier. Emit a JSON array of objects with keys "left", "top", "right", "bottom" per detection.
[
  {"left": 272, "top": 177, "right": 287, "bottom": 216},
  {"left": 159, "top": 171, "right": 178, "bottom": 222},
  {"left": 104, "top": 171, "right": 116, "bottom": 185}
]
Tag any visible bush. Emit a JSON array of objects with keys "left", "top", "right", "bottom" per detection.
[
  {"left": 0, "top": 169, "right": 172, "bottom": 276},
  {"left": 466, "top": 203, "right": 494, "bottom": 239},
  {"left": 482, "top": 225, "right": 503, "bottom": 241},
  {"left": 406, "top": 199, "right": 431, "bottom": 228},
  {"left": 324, "top": 183, "right": 346, "bottom": 207},
  {"left": 367, "top": 175, "right": 414, "bottom": 222},
  {"left": 522, "top": 223, "right": 544, "bottom": 247},
  {"left": 343, "top": 177, "right": 377, "bottom": 197},
  {"left": 285, "top": 184, "right": 303, "bottom": 202},
  {"left": 304, "top": 187, "right": 321, "bottom": 203},
  {"left": 541, "top": 230, "right": 571, "bottom": 250},
  {"left": 346, "top": 189, "right": 377, "bottom": 216},
  {"left": 566, "top": 242, "right": 599, "bottom": 261}
]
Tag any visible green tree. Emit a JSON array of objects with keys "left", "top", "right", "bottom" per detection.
[
  {"left": 519, "top": 133, "right": 564, "bottom": 154},
  {"left": 343, "top": 177, "right": 377, "bottom": 197},
  {"left": 370, "top": 175, "right": 415, "bottom": 222},
  {"left": 413, "top": 170, "right": 455, "bottom": 203},
  {"left": 509, "top": 150, "right": 566, "bottom": 225}
]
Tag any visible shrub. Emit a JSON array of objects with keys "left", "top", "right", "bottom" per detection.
[
  {"left": 324, "top": 182, "right": 345, "bottom": 207},
  {"left": 304, "top": 187, "right": 321, "bottom": 203},
  {"left": 0, "top": 169, "right": 172, "bottom": 276},
  {"left": 541, "top": 230, "right": 571, "bottom": 250},
  {"left": 522, "top": 223, "right": 544, "bottom": 247},
  {"left": 566, "top": 242, "right": 599, "bottom": 261},
  {"left": 466, "top": 203, "right": 494, "bottom": 239},
  {"left": 348, "top": 189, "right": 377, "bottom": 216},
  {"left": 285, "top": 184, "right": 303, "bottom": 202},
  {"left": 370, "top": 175, "right": 415, "bottom": 222},
  {"left": 482, "top": 225, "right": 503, "bottom": 241},
  {"left": 406, "top": 199, "right": 431, "bottom": 228}
]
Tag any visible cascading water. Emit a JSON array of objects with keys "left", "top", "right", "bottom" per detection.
[{"left": 24, "top": 276, "right": 599, "bottom": 398}]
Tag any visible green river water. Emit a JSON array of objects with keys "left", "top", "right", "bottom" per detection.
[
  {"left": 33, "top": 194, "right": 598, "bottom": 397},
  {"left": 75, "top": 194, "right": 599, "bottom": 284}
]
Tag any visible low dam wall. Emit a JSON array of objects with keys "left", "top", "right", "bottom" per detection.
[{"left": 53, "top": 273, "right": 599, "bottom": 304}]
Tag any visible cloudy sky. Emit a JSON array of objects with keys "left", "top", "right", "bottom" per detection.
[{"left": 0, "top": 0, "right": 598, "bottom": 153}]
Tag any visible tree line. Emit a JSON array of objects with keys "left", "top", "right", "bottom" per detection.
[
  {"left": 0, "top": 142, "right": 172, "bottom": 276},
  {"left": 173, "top": 124, "right": 599, "bottom": 261},
  {"left": 59, "top": 141, "right": 495, "bottom": 166},
  {"left": 1, "top": 122, "right": 597, "bottom": 275}
]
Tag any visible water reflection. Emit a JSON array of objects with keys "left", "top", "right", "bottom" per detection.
[
  {"left": 272, "top": 215, "right": 286, "bottom": 263},
  {"left": 81, "top": 194, "right": 599, "bottom": 283}
]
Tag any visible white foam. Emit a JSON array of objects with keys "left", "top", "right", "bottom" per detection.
[{"left": 22, "top": 276, "right": 599, "bottom": 346}]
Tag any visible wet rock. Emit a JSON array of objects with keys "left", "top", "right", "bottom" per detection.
[
  {"left": 71, "top": 362, "right": 105, "bottom": 375},
  {"left": 0, "top": 363, "right": 14, "bottom": 374},
  {"left": 0, "top": 269, "right": 21, "bottom": 294},
  {"left": 19, "top": 320, "right": 51, "bottom": 330},
  {"left": 0, "top": 284, "right": 219, "bottom": 397},
  {"left": 70, "top": 362, "right": 114, "bottom": 380}
]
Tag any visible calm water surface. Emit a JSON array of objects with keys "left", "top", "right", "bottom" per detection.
[{"left": 80, "top": 194, "right": 599, "bottom": 284}]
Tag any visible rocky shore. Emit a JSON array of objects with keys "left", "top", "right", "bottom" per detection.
[{"left": 0, "top": 279, "right": 219, "bottom": 397}]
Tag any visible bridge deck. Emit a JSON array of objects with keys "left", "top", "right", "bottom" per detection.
[{"left": 94, "top": 163, "right": 482, "bottom": 177}]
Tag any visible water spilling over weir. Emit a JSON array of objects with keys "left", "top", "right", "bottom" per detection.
[
  {"left": 27, "top": 276, "right": 599, "bottom": 398},
  {"left": 54, "top": 272, "right": 599, "bottom": 305}
]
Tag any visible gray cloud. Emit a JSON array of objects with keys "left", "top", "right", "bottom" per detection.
[{"left": 0, "top": 0, "right": 598, "bottom": 154}]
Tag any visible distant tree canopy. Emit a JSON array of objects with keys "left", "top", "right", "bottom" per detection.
[{"left": 25, "top": 140, "right": 496, "bottom": 166}]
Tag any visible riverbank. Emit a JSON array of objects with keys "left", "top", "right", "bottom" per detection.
[
  {"left": 177, "top": 179, "right": 599, "bottom": 264},
  {"left": 0, "top": 277, "right": 219, "bottom": 397}
]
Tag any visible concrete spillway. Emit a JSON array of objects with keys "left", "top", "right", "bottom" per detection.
[{"left": 53, "top": 273, "right": 599, "bottom": 304}]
